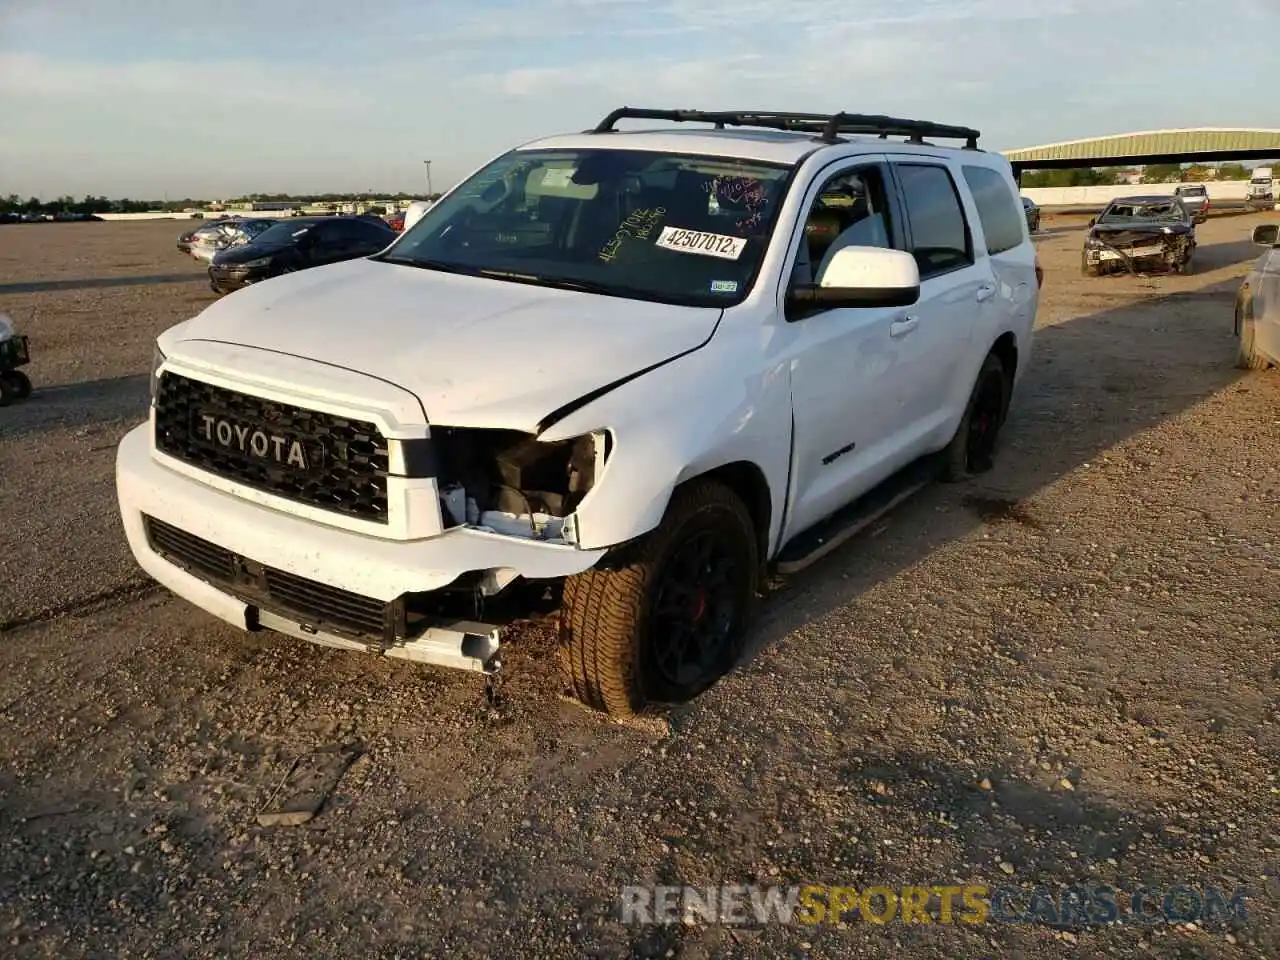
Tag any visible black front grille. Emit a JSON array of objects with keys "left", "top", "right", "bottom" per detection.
[
  {"left": 145, "top": 516, "right": 389, "bottom": 640},
  {"left": 153, "top": 372, "right": 391, "bottom": 523}
]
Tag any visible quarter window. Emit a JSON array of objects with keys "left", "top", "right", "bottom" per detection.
[
  {"left": 962, "top": 165, "right": 1025, "bottom": 256},
  {"left": 895, "top": 164, "right": 973, "bottom": 278}
]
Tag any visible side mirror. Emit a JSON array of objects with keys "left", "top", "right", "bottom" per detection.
[
  {"left": 1252, "top": 223, "right": 1279, "bottom": 247},
  {"left": 1088, "top": 217, "right": 1097, "bottom": 227},
  {"left": 788, "top": 246, "right": 920, "bottom": 312}
]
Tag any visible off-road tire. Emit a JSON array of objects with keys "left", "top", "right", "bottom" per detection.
[
  {"left": 1236, "top": 312, "right": 1272, "bottom": 371},
  {"left": 0, "top": 375, "right": 13, "bottom": 407},
  {"left": 559, "top": 479, "right": 761, "bottom": 716},
  {"left": 940, "top": 352, "right": 1010, "bottom": 483},
  {"left": 1, "top": 370, "right": 31, "bottom": 400}
]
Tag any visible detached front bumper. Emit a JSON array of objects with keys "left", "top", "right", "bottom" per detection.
[{"left": 116, "top": 424, "right": 605, "bottom": 672}]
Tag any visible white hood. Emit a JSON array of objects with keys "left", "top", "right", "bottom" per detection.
[{"left": 175, "top": 258, "right": 721, "bottom": 432}]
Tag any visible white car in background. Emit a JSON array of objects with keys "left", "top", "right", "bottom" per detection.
[
  {"left": 188, "top": 218, "right": 278, "bottom": 263},
  {"left": 1234, "top": 222, "right": 1280, "bottom": 369}
]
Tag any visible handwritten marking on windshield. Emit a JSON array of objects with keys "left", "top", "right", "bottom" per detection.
[
  {"left": 598, "top": 206, "right": 666, "bottom": 263},
  {"left": 705, "top": 176, "right": 772, "bottom": 231}
]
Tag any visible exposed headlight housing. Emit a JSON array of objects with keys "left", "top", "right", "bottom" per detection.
[{"left": 427, "top": 427, "right": 611, "bottom": 542}]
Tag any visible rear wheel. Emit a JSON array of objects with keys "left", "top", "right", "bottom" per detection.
[
  {"left": 1, "top": 370, "right": 31, "bottom": 400},
  {"left": 941, "top": 353, "right": 1010, "bottom": 482},
  {"left": 559, "top": 479, "right": 760, "bottom": 716}
]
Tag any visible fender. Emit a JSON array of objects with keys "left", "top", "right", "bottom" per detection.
[{"left": 538, "top": 319, "right": 793, "bottom": 555}]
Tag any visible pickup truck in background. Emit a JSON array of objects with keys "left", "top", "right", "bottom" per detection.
[
  {"left": 1246, "top": 167, "right": 1274, "bottom": 211},
  {"left": 1173, "top": 184, "right": 1210, "bottom": 224}
]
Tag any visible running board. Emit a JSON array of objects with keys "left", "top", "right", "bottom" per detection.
[
  {"left": 255, "top": 610, "right": 502, "bottom": 674},
  {"left": 773, "top": 457, "right": 938, "bottom": 575}
]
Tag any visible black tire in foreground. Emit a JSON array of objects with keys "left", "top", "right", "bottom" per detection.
[
  {"left": 559, "top": 479, "right": 761, "bottom": 716},
  {"left": 940, "top": 352, "right": 1010, "bottom": 482},
  {"left": 1, "top": 370, "right": 31, "bottom": 400}
]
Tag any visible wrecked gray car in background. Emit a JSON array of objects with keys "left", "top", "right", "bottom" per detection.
[{"left": 1082, "top": 195, "right": 1196, "bottom": 276}]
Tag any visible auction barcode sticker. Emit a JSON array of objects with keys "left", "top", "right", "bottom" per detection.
[{"left": 654, "top": 226, "right": 747, "bottom": 260}]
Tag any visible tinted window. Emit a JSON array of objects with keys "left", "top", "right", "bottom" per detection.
[
  {"left": 962, "top": 165, "right": 1026, "bottom": 255},
  {"left": 349, "top": 219, "right": 394, "bottom": 242},
  {"left": 253, "top": 221, "right": 319, "bottom": 244},
  {"left": 895, "top": 164, "right": 972, "bottom": 277}
]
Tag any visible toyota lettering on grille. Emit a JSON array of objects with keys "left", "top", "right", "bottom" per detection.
[{"left": 195, "top": 413, "right": 316, "bottom": 472}]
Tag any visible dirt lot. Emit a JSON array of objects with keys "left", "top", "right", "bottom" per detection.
[{"left": 0, "top": 215, "right": 1277, "bottom": 960}]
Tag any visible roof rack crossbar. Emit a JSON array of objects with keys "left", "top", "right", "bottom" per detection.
[{"left": 592, "top": 107, "right": 981, "bottom": 149}]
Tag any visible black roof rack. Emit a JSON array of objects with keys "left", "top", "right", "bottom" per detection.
[{"left": 591, "top": 107, "right": 981, "bottom": 150}]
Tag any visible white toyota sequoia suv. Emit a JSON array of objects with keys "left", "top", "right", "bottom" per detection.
[{"left": 117, "top": 108, "right": 1041, "bottom": 716}]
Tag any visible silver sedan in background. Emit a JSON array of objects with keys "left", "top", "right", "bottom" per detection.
[{"left": 182, "top": 217, "right": 279, "bottom": 263}]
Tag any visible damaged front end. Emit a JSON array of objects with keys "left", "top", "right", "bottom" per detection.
[
  {"left": 432, "top": 426, "right": 610, "bottom": 545},
  {"left": 1084, "top": 227, "right": 1194, "bottom": 276}
]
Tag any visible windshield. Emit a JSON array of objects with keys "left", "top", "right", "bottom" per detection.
[
  {"left": 252, "top": 221, "right": 315, "bottom": 245},
  {"left": 1098, "top": 200, "right": 1185, "bottom": 224},
  {"left": 1178, "top": 186, "right": 1206, "bottom": 195},
  {"left": 380, "top": 148, "right": 794, "bottom": 306}
]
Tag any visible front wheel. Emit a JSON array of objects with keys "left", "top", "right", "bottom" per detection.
[
  {"left": 941, "top": 353, "right": 1010, "bottom": 482},
  {"left": 1, "top": 369, "right": 31, "bottom": 400},
  {"left": 1237, "top": 313, "right": 1273, "bottom": 371},
  {"left": 559, "top": 480, "right": 761, "bottom": 716}
]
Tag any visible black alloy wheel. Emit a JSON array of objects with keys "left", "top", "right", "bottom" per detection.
[
  {"left": 645, "top": 527, "right": 745, "bottom": 693},
  {"left": 965, "top": 368, "right": 1006, "bottom": 474}
]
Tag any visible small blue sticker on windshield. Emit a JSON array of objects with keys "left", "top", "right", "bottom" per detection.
[{"left": 710, "top": 280, "right": 739, "bottom": 293}]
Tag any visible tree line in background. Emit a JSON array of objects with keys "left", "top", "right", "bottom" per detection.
[
  {"left": 0, "top": 191, "right": 442, "bottom": 216},
  {"left": 2, "top": 162, "right": 1269, "bottom": 212},
  {"left": 1019, "top": 162, "right": 1258, "bottom": 188}
]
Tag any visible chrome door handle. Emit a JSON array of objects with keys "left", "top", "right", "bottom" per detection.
[
  {"left": 976, "top": 283, "right": 997, "bottom": 303},
  {"left": 889, "top": 316, "right": 919, "bottom": 338}
]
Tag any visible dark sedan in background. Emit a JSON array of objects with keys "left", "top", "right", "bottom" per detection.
[{"left": 208, "top": 216, "right": 396, "bottom": 294}]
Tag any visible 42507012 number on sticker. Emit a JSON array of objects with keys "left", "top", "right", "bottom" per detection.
[{"left": 654, "top": 227, "right": 747, "bottom": 261}]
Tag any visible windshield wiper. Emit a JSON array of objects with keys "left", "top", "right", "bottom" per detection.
[
  {"left": 377, "top": 255, "right": 478, "bottom": 275},
  {"left": 477, "top": 269, "right": 630, "bottom": 297}
]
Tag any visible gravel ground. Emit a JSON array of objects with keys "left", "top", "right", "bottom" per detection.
[{"left": 0, "top": 215, "right": 1277, "bottom": 960}]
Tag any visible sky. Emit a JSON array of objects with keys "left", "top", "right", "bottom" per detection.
[{"left": 1, "top": 0, "right": 1278, "bottom": 200}]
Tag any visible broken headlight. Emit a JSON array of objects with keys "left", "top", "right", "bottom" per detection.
[{"left": 433, "top": 427, "right": 611, "bottom": 534}]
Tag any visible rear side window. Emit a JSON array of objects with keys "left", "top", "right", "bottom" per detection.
[
  {"left": 895, "top": 164, "right": 973, "bottom": 278},
  {"left": 962, "top": 165, "right": 1026, "bottom": 255}
]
